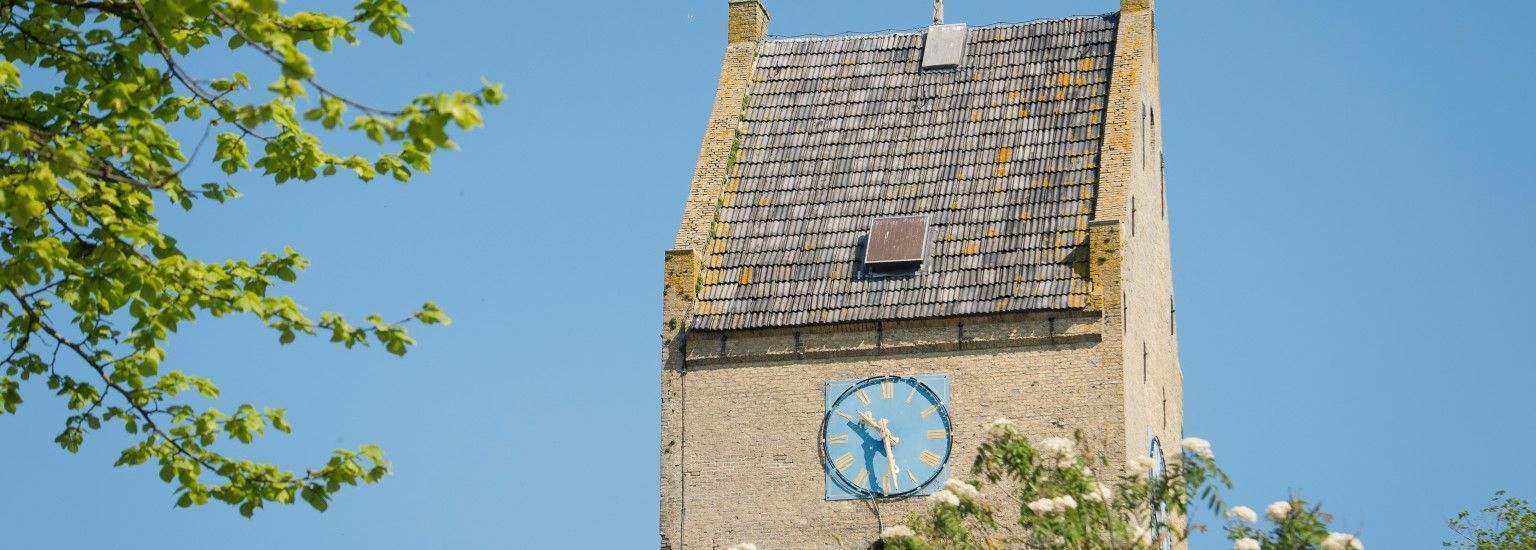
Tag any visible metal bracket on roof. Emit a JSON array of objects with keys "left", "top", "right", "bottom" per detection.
[{"left": 921, "top": 23, "right": 967, "bottom": 70}]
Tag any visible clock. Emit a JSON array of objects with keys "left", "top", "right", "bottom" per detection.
[
  {"left": 1149, "top": 433, "right": 1171, "bottom": 550},
  {"left": 822, "top": 375, "right": 951, "bottom": 500}
]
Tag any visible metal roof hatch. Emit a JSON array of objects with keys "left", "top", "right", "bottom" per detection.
[
  {"left": 864, "top": 216, "right": 929, "bottom": 274},
  {"left": 921, "top": 23, "right": 967, "bottom": 70}
]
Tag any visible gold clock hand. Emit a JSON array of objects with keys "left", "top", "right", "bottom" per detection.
[
  {"left": 877, "top": 417, "right": 900, "bottom": 493},
  {"left": 878, "top": 417, "right": 899, "bottom": 445},
  {"left": 859, "top": 411, "right": 895, "bottom": 441}
]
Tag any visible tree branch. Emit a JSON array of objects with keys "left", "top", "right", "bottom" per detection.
[{"left": 208, "top": 6, "right": 406, "bottom": 117}]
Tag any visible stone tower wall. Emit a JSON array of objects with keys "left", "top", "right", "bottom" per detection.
[
  {"left": 660, "top": 0, "right": 1182, "bottom": 547},
  {"left": 1098, "top": 0, "right": 1182, "bottom": 462},
  {"left": 672, "top": 314, "right": 1119, "bottom": 548}
]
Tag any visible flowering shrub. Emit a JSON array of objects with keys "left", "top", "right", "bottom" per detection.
[
  {"left": 1226, "top": 498, "right": 1359, "bottom": 549},
  {"left": 873, "top": 420, "right": 1365, "bottom": 549}
]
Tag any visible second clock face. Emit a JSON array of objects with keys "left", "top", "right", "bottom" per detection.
[{"left": 823, "top": 375, "right": 951, "bottom": 499}]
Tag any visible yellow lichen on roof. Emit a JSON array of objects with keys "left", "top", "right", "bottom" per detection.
[{"left": 739, "top": 266, "right": 753, "bottom": 285}]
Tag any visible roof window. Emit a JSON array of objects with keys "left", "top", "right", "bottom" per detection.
[
  {"left": 864, "top": 216, "right": 929, "bottom": 272},
  {"left": 921, "top": 24, "right": 968, "bottom": 70}
]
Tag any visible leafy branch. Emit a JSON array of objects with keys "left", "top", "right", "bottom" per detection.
[{"left": 0, "top": 0, "right": 493, "bottom": 515}]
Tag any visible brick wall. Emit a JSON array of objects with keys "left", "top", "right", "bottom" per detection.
[
  {"left": 674, "top": 316, "right": 1118, "bottom": 548},
  {"left": 672, "top": 3, "right": 765, "bottom": 251},
  {"left": 1097, "top": 0, "right": 1181, "bottom": 462},
  {"left": 663, "top": 3, "right": 768, "bottom": 548}
]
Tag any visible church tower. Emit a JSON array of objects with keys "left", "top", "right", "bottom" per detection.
[{"left": 661, "top": 0, "right": 1176, "bottom": 547}]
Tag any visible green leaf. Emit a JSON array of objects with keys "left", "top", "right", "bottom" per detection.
[{"left": 0, "top": 61, "right": 21, "bottom": 91}]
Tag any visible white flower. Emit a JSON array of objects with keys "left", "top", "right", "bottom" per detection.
[
  {"left": 988, "top": 417, "right": 1016, "bottom": 436},
  {"left": 1129, "top": 455, "right": 1157, "bottom": 479},
  {"left": 1225, "top": 505, "right": 1258, "bottom": 523},
  {"left": 727, "top": 544, "right": 757, "bottom": 550},
  {"left": 943, "top": 479, "right": 980, "bottom": 501},
  {"left": 1321, "top": 532, "right": 1364, "bottom": 550},
  {"left": 1083, "top": 482, "right": 1115, "bottom": 503},
  {"left": 880, "top": 525, "right": 916, "bottom": 539},
  {"left": 1052, "top": 495, "right": 1078, "bottom": 510},
  {"left": 1265, "top": 500, "right": 1292, "bottom": 522},
  {"left": 1233, "top": 538, "right": 1261, "bottom": 550},
  {"left": 1027, "top": 497, "right": 1058, "bottom": 514},
  {"left": 1179, "top": 437, "right": 1213, "bottom": 459},
  {"left": 928, "top": 489, "right": 960, "bottom": 507},
  {"left": 1039, "top": 436, "right": 1075, "bottom": 457}
]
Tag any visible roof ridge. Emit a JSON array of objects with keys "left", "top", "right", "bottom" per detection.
[{"left": 764, "top": 12, "right": 1116, "bottom": 42}]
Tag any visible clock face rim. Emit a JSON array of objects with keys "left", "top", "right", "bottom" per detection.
[{"left": 821, "top": 375, "right": 953, "bottom": 499}]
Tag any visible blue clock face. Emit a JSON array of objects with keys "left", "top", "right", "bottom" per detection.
[
  {"left": 1149, "top": 434, "right": 1171, "bottom": 550},
  {"left": 823, "top": 375, "right": 951, "bottom": 499}
]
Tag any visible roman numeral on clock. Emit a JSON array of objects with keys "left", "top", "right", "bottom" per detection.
[
  {"left": 855, "top": 389, "right": 871, "bottom": 405},
  {"left": 880, "top": 380, "right": 894, "bottom": 399},
  {"left": 828, "top": 434, "right": 848, "bottom": 444},
  {"left": 918, "top": 449, "right": 943, "bottom": 468},
  {"left": 928, "top": 430, "right": 947, "bottom": 439},
  {"left": 834, "top": 453, "right": 856, "bottom": 472}
]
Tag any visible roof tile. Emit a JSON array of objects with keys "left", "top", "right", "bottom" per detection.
[{"left": 691, "top": 15, "right": 1117, "bottom": 331}]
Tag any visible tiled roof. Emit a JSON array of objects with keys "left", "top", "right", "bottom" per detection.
[{"left": 692, "top": 15, "right": 1118, "bottom": 331}]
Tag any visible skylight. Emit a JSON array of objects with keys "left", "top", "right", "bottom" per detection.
[
  {"left": 864, "top": 216, "right": 929, "bottom": 267},
  {"left": 921, "top": 24, "right": 967, "bottom": 70}
]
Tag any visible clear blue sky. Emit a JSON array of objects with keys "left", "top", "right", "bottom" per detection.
[{"left": 3, "top": 0, "right": 1533, "bottom": 548}]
